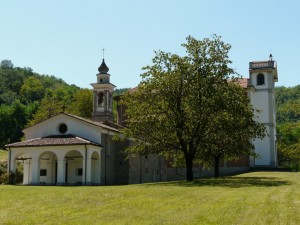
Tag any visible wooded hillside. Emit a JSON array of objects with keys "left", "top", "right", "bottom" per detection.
[
  {"left": 0, "top": 60, "right": 127, "bottom": 148},
  {"left": 275, "top": 85, "right": 300, "bottom": 169}
]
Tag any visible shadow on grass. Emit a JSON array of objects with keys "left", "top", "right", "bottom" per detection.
[{"left": 147, "top": 176, "right": 291, "bottom": 188}]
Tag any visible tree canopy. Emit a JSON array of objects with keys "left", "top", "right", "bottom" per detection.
[{"left": 120, "top": 35, "right": 265, "bottom": 180}]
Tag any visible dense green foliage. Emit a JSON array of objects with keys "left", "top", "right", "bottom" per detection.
[
  {"left": 276, "top": 85, "right": 300, "bottom": 170},
  {"left": 0, "top": 160, "right": 23, "bottom": 184},
  {"left": 120, "top": 35, "right": 265, "bottom": 180},
  {"left": 0, "top": 60, "right": 79, "bottom": 147}
]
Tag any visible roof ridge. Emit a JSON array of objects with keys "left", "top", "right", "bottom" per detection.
[{"left": 23, "top": 113, "right": 120, "bottom": 133}]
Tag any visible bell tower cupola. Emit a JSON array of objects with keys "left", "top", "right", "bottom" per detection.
[{"left": 91, "top": 55, "right": 115, "bottom": 122}]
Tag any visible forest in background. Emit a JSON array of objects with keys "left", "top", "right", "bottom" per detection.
[
  {"left": 0, "top": 59, "right": 128, "bottom": 149},
  {"left": 0, "top": 59, "right": 300, "bottom": 169},
  {"left": 276, "top": 86, "right": 300, "bottom": 169}
]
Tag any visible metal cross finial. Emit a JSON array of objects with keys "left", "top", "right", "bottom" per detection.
[
  {"left": 102, "top": 48, "right": 105, "bottom": 59},
  {"left": 61, "top": 104, "right": 67, "bottom": 113}
]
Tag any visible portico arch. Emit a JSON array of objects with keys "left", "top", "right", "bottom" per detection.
[
  {"left": 39, "top": 151, "right": 58, "bottom": 185},
  {"left": 64, "top": 150, "right": 84, "bottom": 185},
  {"left": 90, "top": 151, "right": 100, "bottom": 184},
  {"left": 13, "top": 152, "right": 32, "bottom": 185}
]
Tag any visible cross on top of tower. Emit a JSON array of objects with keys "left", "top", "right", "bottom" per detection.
[
  {"left": 102, "top": 48, "right": 105, "bottom": 59},
  {"left": 98, "top": 48, "right": 109, "bottom": 74}
]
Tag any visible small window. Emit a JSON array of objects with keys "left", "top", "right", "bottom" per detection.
[
  {"left": 40, "top": 169, "right": 47, "bottom": 176},
  {"left": 257, "top": 74, "right": 265, "bottom": 86},
  {"left": 145, "top": 168, "right": 148, "bottom": 174},
  {"left": 77, "top": 168, "right": 83, "bottom": 176},
  {"left": 59, "top": 123, "right": 68, "bottom": 134}
]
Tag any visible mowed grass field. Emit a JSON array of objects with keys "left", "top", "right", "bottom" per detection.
[
  {"left": 1, "top": 171, "right": 300, "bottom": 225},
  {"left": 0, "top": 149, "right": 7, "bottom": 161}
]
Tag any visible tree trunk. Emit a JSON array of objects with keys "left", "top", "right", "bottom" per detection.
[
  {"left": 185, "top": 154, "right": 194, "bottom": 181},
  {"left": 214, "top": 155, "right": 220, "bottom": 178}
]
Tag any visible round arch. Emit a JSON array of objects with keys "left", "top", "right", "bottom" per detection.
[
  {"left": 38, "top": 151, "right": 58, "bottom": 185},
  {"left": 64, "top": 150, "right": 84, "bottom": 185},
  {"left": 90, "top": 151, "right": 100, "bottom": 184},
  {"left": 12, "top": 152, "right": 33, "bottom": 185}
]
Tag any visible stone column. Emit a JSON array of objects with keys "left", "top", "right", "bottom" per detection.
[
  {"left": 9, "top": 154, "right": 16, "bottom": 173},
  {"left": 86, "top": 150, "right": 92, "bottom": 185},
  {"left": 57, "top": 158, "right": 66, "bottom": 185},
  {"left": 23, "top": 160, "right": 31, "bottom": 185},
  {"left": 82, "top": 154, "right": 87, "bottom": 185}
]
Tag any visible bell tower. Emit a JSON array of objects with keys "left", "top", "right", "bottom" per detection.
[
  {"left": 91, "top": 57, "right": 115, "bottom": 122},
  {"left": 248, "top": 54, "right": 278, "bottom": 167}
]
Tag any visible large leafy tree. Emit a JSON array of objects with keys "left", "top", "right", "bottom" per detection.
[
  {"left": 199, "top": 82, "right": 265, "bottom": 177},
  {"left": 120, "top": 35, "right": 265, "bottom": 181}
]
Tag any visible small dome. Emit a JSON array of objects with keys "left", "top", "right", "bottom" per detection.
[{"left": 98, "top": 59, "right": 109, "bottom": 74}]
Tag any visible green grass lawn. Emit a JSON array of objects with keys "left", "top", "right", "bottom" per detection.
[
  {"left": 0, "top": 149, "right": 8, "bottom": 161},
  {"left": 1, "top": 171, "right": 300, "bottom": 225}
]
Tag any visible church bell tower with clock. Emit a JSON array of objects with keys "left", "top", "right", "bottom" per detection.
[{"left": 91, "top": 57, "right": 115, "bottom": 122}]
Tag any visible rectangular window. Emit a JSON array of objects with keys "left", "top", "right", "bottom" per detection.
[
  {"left": 40, "top": 169, "right": 47, "bottom": 176},
  {"left": 77, "top": 168, "right": 83, "bottom": 176}
]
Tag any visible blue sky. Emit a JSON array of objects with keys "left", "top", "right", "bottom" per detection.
[{"left": 0, "top": 0, "right": 299, "bottom": 89}]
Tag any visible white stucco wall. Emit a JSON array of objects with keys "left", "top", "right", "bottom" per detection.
[
  {"left": 23, "top": 114, "right": 103, "bottom": 144},
  {"left": 251, "top": 91, "right": 270, "bottom": 123},
  {"left": 249, "top": 68, "right": 277, "bottom": 167}
]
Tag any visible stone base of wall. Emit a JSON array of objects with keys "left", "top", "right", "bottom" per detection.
[{"left": 165, "top": 166, "right": 250, "bottom": 181}]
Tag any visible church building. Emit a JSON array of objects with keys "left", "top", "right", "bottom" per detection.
[{"left": 5, "top": 55, "right": 278, "bottom": 185}]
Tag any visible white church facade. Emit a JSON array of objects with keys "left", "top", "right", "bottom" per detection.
[
  {"left": 5, "top": 56, "right": 278, "bottom": 185},
  {"left": 248, "top": 55, "right": 278, "bottom": 167}
]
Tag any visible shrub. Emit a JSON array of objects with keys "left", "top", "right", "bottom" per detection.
[
  {"left": 0, "top": 160, "right": 8, "bottom": 176},
  {"left": 0, "top": 160, "right": 23, "bottom": 184},
  {"left": 0, "top": 171, "right": 23, "bottom": 184}
]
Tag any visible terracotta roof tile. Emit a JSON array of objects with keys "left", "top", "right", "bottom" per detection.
[
  {"left": 6, "top": 135, "right": 101, "bottom": 148},
  {"left": 236, "top": 78, "right": 249, "bottom": 89}
]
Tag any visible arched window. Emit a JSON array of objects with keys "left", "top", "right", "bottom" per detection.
[
  {"left": 257, "top": 74, "right": 265, "bottom": 85},
  {"left": 98, "top": 92, "right": 104, "bottom": 106}
]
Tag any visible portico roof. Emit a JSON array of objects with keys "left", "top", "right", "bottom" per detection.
[{"left": 6, "top": 135, "right": 102, "bottom": 148}]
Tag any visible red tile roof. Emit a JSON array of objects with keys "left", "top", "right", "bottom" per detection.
[
  {"left": 235, "top": 78, "right": 249, "bottom": 89},
  {"left": 6, "top": 135, "right": 101, "bottom": 148}
]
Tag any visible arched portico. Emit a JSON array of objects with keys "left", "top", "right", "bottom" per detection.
[
  {"left": 7, "top": 137, "right": 102, "bottom": 186},
  {"left": 64, "top": 150, "right": 84, "bottom": 185},
  {"left": 12, "top": 152, "right": 32, "bottom": 185},
  {"left": 88, "top": 151, "right": 101, "bottom": 185},
  {"left": 39, "top": 151, "right": 58, "bottom": 185}
]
